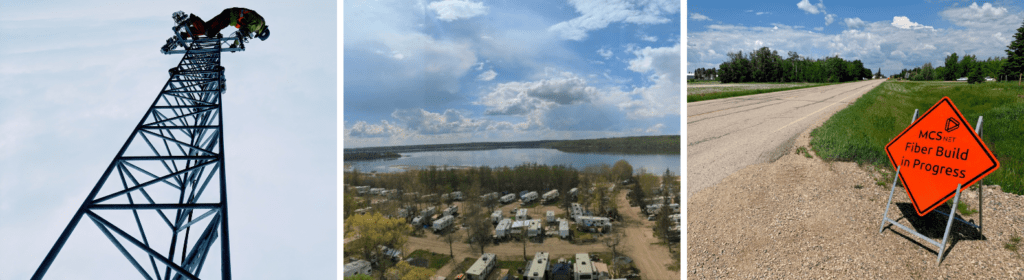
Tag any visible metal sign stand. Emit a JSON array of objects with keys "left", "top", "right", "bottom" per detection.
[{"left": 878, "top": 109, "right": 984, "bottom": 264}]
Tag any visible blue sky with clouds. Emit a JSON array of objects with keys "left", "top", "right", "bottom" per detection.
[
  {"left": 0, "top": 1, "right": 335, "bottom": 279},
  {"left": 344, "top": 0, "right": 681, "bottom": 148},
  {"left": 688, "top": 0, "right": 1024, "bottom": 75}
]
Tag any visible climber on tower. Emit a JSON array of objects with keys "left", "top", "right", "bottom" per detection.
[{"left": 178, "top": 7, "right": 269, "bottom": 47}]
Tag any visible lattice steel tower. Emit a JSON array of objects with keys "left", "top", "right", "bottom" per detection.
[{"left": 33, "top": 13, "right": 250, "bottom": 280}]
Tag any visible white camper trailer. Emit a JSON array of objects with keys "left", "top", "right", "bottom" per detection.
[
  {"left": 500, "top": 194, "right": 517, "bottom": 204},
  {"left": 576, "top": 216, "right": 612, "bottom": 232},
  {"left": 450, "top": 191, "right": 464, "bottom": 201},
  {"left": 344, "top": 259, "right": 372, "bottom": 277},
  {"left": 542, "top": 190, "right": 559, "bottom": 203},
  {"left": 574, "top": 253, "right": 594, "bottom": 280},
  {"left": 354, "top": 186, "right": 370, "bottom": 195},
  {"left": 466, "top": 253, "right": 497, "bottom": 280},
  {"left": 516, "top": 209, "right": 529, "bottom": 220},
  {"left": 546, "top": 211, "right": 555, "bottom": 223},
  {"left": 443, "top": 205, "right": 459, "bottom": 216},
  {"left": 527, "top": 220, "right": 543, "bottom": 237},
  {"left": 433, "top": 215, "right": 454, "bottom": 232},
  {"left": 558, "top": 219, "right": 569, "bottom": 239},
  {"left": 495, "top": 218, "right": 512, "bottom": 239},
  {"left": 521, "top": 191, "right": 539, "bottom": 203},
  {"left": 491, "top": 210, "right": 503, "bottom": 224},
  {"left": 568, "top": 187, "right": 579, "bottom": 198},
  {"left": 570, "top": 203, "right": 584, "bottom": 220},
  {"left": 525, "top": 252, "right": 549, "bottom": 280},
  {"left": 481, "top": 192, "right": 499, "bottom": 201}
]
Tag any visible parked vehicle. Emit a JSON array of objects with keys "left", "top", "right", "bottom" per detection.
[
  {"left": 443, "top": 205, "right": 459, "bottom": 216},
  {"left": 491, "top": 210, "right": 503, "bottom": 224},
  {"left": 541, "top": 190, "right": 558, "bottom": 203},
  {"left": 521, "top": 191, "right": 539, "bottom": 204},
  {"left": 433, "top": 215, "right": 454, "bottom": 232},
  {"left": 500, "top": 194, "right": 517, "bottom": 204}
]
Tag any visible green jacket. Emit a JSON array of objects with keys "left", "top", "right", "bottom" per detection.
[{"left": 227, "top": 8, "right": 265, "bottom": 35}]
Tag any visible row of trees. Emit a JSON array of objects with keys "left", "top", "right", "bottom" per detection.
[
  {"left": 692, "top": 67, "right": 718, "bottom": 80},
  {"left": 895, "top": 19, "right": 1024, "bottom": 83},
  {"left": 718, "top": 47, "right": 872, "bottom": 83},
  {"left": 897, "top": 54, "right": 1006, "bottom": 83}
]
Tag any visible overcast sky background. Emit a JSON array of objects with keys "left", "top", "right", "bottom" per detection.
[
  {"left": 344, "top": 0, "right": 681, "bottom": 148},
  {"left": 688, "top": 0, "right": 1024, "bottom": 76},
  {"left": 0, "top": 1, "right": 336, "bottom": 279}
]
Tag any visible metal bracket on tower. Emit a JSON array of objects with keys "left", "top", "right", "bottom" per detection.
[{"left": 33, "top": 26, "right": 235, "bottom": 279}]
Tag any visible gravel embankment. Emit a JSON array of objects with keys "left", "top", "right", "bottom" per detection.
[{"left": 688, "top": 120, "right": 1024, "bottom": 279}]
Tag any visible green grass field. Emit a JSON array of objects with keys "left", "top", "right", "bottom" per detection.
[
  {"left": 687, "top": 82, "right": 834, "bottom": 102},
  {"left": 408, "top": 249, "right": 452, "bottom": 269},
  {"left": 810, "top": 81, "right": 1024, "bottom": 194}
]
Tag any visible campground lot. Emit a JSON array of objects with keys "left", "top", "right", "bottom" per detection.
[{"left": 398, "top": 190, "right": 680, "bottom": 280}]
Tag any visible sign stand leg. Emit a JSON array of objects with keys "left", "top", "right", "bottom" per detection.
[
  {"left": 879, "top": 166, "right": 901, "bottom": 234},
  {"left": 937, "top": 184, "right": 963, "bottom": 264}
]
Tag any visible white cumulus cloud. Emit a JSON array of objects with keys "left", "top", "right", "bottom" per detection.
[
  {"left": 941, "top": 2, "right": 1017, "bottom": 30},
  {"left": 478, "top": 72, "right": 600, "bottom": 115},
  {"left": 621, "top": 43, "right": 680, "bottom": 119},
  {"left": 690, "top": 12, "right": 711, "bottom": 21},
  {"left": 824, "top": 14, "right": 836, "bottom": 25},
  {"left": 797, "top": 0, "right": 825, "bottom": 14},
  {"left": 597, "top": 47, "right": 613, "bottom": 59},
  {"left": 392, "top": 108, "right": 488, "bottom": 135},
  {"left": 549, "top": 0, "right": 680, "bottom": 41},
  {"left": 428, "top": 0, "right": 488, "bottom": 21},
  {"left": 891, "top": 16, "right": 931, "bottom": 30},
  {"left": 844, "top": 17, "right": 866, "bottom": 29},
  {"left": 477, "top": 69, "right": 497, "bottom": 81}
]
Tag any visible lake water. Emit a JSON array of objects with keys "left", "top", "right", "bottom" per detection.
[{"left": 345, "top": 148, "right": 680, "bottom": 175}]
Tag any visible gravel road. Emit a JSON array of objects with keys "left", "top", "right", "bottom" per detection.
[
  {"left": 687, "top": 79, "right": 885, "bottom": 197},
  {"left": 688, "top": 116, "right": 1024, "bottom": 279}
]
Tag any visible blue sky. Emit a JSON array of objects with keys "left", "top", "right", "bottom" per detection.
[
  {"left": 0, "top": 1, "right": 336, "bottom": 279},
  {"left": 344, "top": 0, "right": 681, "bottom": 148},
  {"left": 688, "top": 0, "right": 1024, "bottom": 75}
]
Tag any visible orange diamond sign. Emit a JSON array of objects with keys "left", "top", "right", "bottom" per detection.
[{"left": 885, "top": 97, "right": 1000, "bottom": 216}]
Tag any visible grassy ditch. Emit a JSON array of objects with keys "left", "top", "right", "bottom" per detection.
[
  {"left": 810, "top": 81, "right": 1024, "bottom": 195},
  {"left": 687, "top": 82, "right": 835, "bottom": 102}
]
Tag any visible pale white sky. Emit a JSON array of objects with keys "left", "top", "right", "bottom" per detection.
[{"left": 0, "top": 1, "right": 337, "bottom": 279}]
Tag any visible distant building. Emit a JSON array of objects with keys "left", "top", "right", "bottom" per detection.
[{"left": 686, "top": 72, "right": 695, "bottom": 80}]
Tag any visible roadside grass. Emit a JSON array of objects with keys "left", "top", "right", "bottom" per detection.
[
  {"left": 947, "top": 200, "right": 978, "bottom": 216},
  {"left": 810, "top": 81, "right": 1024, "bottom": 195},
  {"left": 687, "top": 82, "right": 835, "bottom": 102},
  {"left": 408, "top": 249, "right": 452, "bottom": 270},
  {"left": 1006, "top": 233, "right": 1021, "bottom": 255},
  {"left": 796, "top": 146, "right": 813, "bottom": 158},
  {"left": 686, "top": 79, "right": 720, "bottom": 84}
]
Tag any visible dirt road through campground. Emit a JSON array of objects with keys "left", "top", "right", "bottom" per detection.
[{"left": 687, "top": 79, "right": 885, "bottom": 197}]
